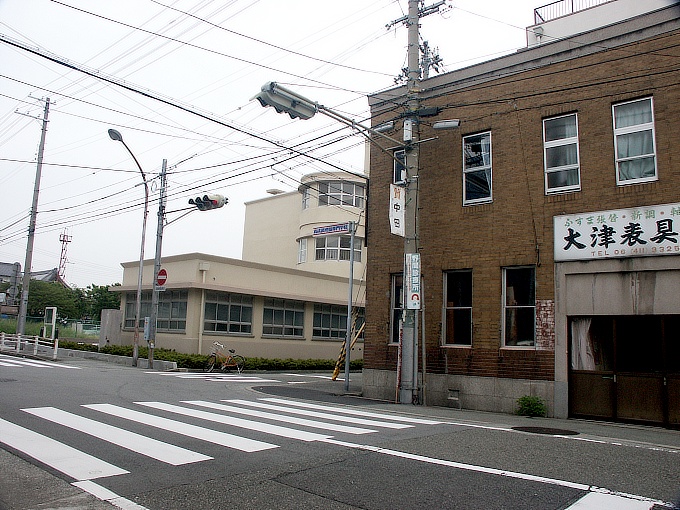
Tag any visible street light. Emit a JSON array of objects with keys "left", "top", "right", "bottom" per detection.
[{"left": 108, "top": 128, "right": 148, "bottom": 367}]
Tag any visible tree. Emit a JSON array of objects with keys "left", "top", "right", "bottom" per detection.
[
  {"left": 26, "top": 280, "right": 80, "bottom": 319},
  {"left": 83, "top": 284, "right": 121, "bottom": 320}
]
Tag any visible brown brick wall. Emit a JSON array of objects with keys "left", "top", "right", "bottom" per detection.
[{"left": 365, "top": 28, "right": 680, "bottom": 381}]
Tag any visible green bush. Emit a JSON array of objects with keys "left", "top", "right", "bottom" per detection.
[
  {"left": 516, "top": 395, "right": 547, "bottom": 417},
  {"left": 56, "top": 341, "right": 363, "bottom": 372}
]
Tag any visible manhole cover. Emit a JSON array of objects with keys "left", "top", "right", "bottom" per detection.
[{"left": 511, "top": 426, "right": 579, "bottom": 436}]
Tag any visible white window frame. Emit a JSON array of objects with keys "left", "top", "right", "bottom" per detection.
[
  {"left": 462, "top": 131, "right": 493, "bottom": 205},
  {"left": 318, "top": 181, "right": 365, "bottom": 208},
  {"left": 315, "top": 235, "right": 362, "bottom": 262},
  {"left": 393, "top": 149, "right": 406, "bottom": 185},
  {"left": 443, "top": 270, "right": 473, "bottom": 346},
  {"left": 298, "top": 238, "right": 307, "bottom": 264},
  {"left": 543, "top": 113, "right": 581, "bottom": 194},
  {"left": 612, "top": 97, "right": 657, "bottom": 185},
  {"left": 502, "top": 266, "right": 536, "bottom": 348}
]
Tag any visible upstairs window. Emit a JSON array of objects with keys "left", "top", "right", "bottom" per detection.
[
  {"left": 463, "top": 132, "right": 492, "bottom": 205},
  {"left": 544, "top": 113, "right": 580, "bottom": 193},
  {"left": 393, "top": 149, "right": 406, "bottom": 185},
  {"left": 318, "top": 181, "right": 365, "bottom": 208},
  {"left": 613, "top": 97, "right": 657, "bottom": 185}
]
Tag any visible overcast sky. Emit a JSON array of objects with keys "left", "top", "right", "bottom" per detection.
[{"left": 0, "top": 0, "right": 541, "bottom": 288}]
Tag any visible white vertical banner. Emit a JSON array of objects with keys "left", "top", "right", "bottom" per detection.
[
  {"left": 404, "top": 253, "right": 421, "bottom": 310},
  {"left": 390, "top": 184, "right": 405, "bottom": 237}
]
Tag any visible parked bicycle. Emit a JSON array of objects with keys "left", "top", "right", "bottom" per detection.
[{"left": 204, "top": 342, "right": 246, "bottom": 374}]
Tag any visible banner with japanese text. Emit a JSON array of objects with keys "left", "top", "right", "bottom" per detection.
[
  {"left": 554, "top": 202, "right": 680, "bottom": 261},
  {"left": 389, "top": 184, "right": 405, "bottom": 237}
]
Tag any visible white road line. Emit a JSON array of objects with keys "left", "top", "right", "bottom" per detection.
[
  {"left": 0, "top": 417, "right": 128, "bottom": 480},
  {"left": 226, "top": 399, "right": 413, "bottom": 429},
  {"left": 259, "top": 397, "right": 445, "bottom": 425},
  {"left": 0, "top": 355, "right": 80, "bottom": 369},
  {"left": 23, "top": 407, "right": 212, "bottom": 466},
  {"left": 564, "top": 490, "right": 661, "bottom": 510},
  {"left": 84, "top": 403, "right": 278, "bottom": 453},
  {"left": 73, "top": 481, "right": 150, "bottom": 510},
  {"left": 137, "top": 401, "right": 331, "bottom": 442},
  {"left": 322, "top": 438, "right": 671, "bottom": 510},
  {"left": 183, "top": 400, "right": 377, "bottom": 435}
]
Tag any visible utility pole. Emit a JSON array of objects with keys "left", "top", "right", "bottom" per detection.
[
  {"left": 148, "top": 159, "right": 167, "bottom": 370},
  {"left": 388, "top": 0, "right": 446, "bottom": 404},
  {"left": 17, "top": 97, "right": 50, "bottom": 336}
]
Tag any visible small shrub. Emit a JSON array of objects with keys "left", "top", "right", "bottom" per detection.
[{"left": 516, "top": 395, "right": 547, "bottom": 417}]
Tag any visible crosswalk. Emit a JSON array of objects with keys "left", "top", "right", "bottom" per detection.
[
  {"left": 0, "top": 396, "right": 444, "bottom": 484},
  {"left": 0, "top": 353, "right": 80, "bottom": 369},
  {"left": 148, "top": 371, "right": 280, "bottom": 383},
  {"left": 0, "top": 395, "right": 671, "bottom": 510}
]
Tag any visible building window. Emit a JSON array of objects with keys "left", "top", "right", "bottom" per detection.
[
  {"left": 503, "top": 267, "right": 535, "bottom": 347},
  {"left": 394, "top": 149, "right": 406, "bottom": 184},
  {"left": 156, "top": 290, "right": 188, "bottom": 331},
  {"left": 124, "top": 290, "right": 187, "bottom": 331},
  {"left": 262, "top": 298, "right": 304, "bottom": 337},
  {"left": 203, "top": 292, "right": 252, "bottom": 334},
  {"left": 298, "top": 238, "right": 307, "bottom": 264},
  {"left": 390, "top": 274, "right": 403, "bottom": 344},
  {"left": 315, "top": 235, "right": 362, "bottom": 262},
  {"left": 318, "top": 181, "right": 365, "bottom": 208},
  {"left": 543, "top": 113, "right": 580, "bottom": 193},
  {"left": 301, "top": 186, "right": 310, "bottom": 210},
  {"left": 443, "top": 270, "right": 472, "bottom": 346},
  {"left": 463, "top": 131, "right": 492, "bottom": 204},
  {"left": 313, "top": 304, "right": 365, "bottom": 340},
  {"left": 124, "top": 291, "right": 151, "bottom": 329},
  {"left": 613, "top": 97, "right": 657, "bottom": 185}
]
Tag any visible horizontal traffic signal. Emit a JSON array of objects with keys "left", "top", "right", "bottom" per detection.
[{"left": 189, "top": 194, "right": 227, "bottom": 211}]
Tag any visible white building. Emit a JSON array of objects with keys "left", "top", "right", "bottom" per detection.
[{"left": 114, "top": 171, "right": 367, "bottom": 360}]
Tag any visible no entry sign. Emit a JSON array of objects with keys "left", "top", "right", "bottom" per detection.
[{"left": 157, "top": 268, "right": 168, "bottom": 286}]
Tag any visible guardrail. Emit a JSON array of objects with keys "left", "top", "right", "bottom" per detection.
[{"left": 0, "top": 332, "right": 59, "bottom": 360}]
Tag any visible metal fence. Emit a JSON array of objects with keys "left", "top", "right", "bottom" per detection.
[
  {"left": 534, "top": 0, "right": 614, "bottom": 24},
  {"left": 0, "top": 332, "right": 59, "bottom": 359}
]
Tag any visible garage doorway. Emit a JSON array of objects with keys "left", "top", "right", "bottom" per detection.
[{"left": 569, "top": 315, "right": 680, "bottom": 427}]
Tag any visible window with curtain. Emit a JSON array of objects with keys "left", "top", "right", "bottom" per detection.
[
  {"left": 318, "top": 181, "right": 365, "bottom": 208},
  {"left": 315, "top": 235, "right": 362, "bottom": 262},
  {"left": 443, "top": 270, "right": 473, "bottom": 346},
  {"left": 543, "top": 113, "right": 580, "bottom": 194},
  {"left": 613, "top": 97, "right": 657, "bottom": 185},
  {"left": 298, "top": 238, "right": 307, "bottom": 264},
  {"left": 463, "top": 131, "right": 492, "bottom": 204},
  {"left": 502, "top": 266, "right": 536, "bottom": 347}
]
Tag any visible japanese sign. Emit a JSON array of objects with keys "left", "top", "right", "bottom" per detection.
[
  {"left": 404, "top": 253, "right": 421, "bottom": 309},
  {"left": 390, "top": 184, "right": 405, "bottom": 237},
  {"left": 313, "top": 222, "right": 350, "bottom": 237},
  {"left": 554, "top": 202, "right": 680, "bottom": 262}
]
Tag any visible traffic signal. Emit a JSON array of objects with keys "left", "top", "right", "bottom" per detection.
[
  {"left": 252, "top": 82, "right": 318, "bottom": 120},
  {"left": 189, "top": 194, "right": 227, "bottom": 211}
]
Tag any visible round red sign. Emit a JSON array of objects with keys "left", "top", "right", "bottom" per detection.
[{"left": 157, "top": 268, "right": 168, "bottom": 286}]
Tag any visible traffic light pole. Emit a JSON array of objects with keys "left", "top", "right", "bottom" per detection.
[{"left": 148, "top": 159, "right": 167, "bottom": 370}]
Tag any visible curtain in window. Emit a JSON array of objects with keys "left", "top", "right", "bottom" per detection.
[{"left": 571, "top": 318, "right": 595, "bottom": 370}]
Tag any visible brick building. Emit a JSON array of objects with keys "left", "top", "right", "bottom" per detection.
[{"left": 363, "top": 0, "right": 680, "bottom": 427}]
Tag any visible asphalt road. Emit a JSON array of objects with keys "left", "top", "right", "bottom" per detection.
[{"left": 0, "top": 352, "right": 679, "bottom": 510}]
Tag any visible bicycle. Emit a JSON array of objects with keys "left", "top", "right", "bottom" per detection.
[{"left": 203, "top": 342, "right": 246, "bottom": 374}]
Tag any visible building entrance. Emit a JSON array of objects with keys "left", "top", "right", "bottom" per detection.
[{"left": 569, "top": 315, "right": 680, "bottom": 427}]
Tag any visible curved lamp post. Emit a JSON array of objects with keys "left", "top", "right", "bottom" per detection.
[{"left": 108, "top": 128, "right": 148, "bottom": 367}]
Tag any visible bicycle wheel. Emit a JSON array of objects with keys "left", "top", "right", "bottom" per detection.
[
  {"left": 233, "top": 355, "right": 246, "bottom": 374},
  {"left": 204, "top": 354, "right": 217, "bottom": 373}
]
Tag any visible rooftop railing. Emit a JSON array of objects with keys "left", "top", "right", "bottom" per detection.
[{"left": 534, "top": 0, "right": 614, "bottom": 24}]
